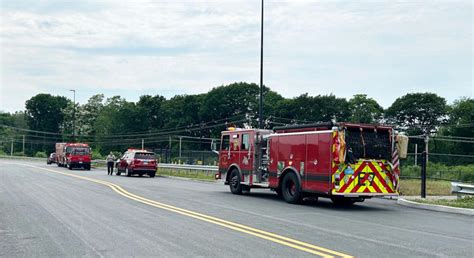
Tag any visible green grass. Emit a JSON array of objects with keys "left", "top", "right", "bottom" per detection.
[
  {"left": 399, "top": 179, "right": 452, "bottom": 196},
  {"left": 401, "top": 163, "right": 474, "bottom": 182},
  {"left": 156, "top": 170, "right": 454, "bottom": 195},
  {"left": 413, "top": 197, "right": 474, "bottom": 209},
  {"left": 156, "top": 168, "right": 216, "bottom": 182}
]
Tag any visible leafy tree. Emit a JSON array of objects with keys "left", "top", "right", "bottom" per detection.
[
  {"left": 137, "top": 94, "right": 166, "bottom": 130},
  {"left": 162, "top": 94, "right": 203, "bottom": 130},
  {"left": 0, "top": 111, "right": 28, "bottom": 154},
  {"left": 25, "top": 94, "right": 69, "bottom": 133},
  {"left": 79, "top": 94, "right": 105, "bottom": 136},
  {"left": 442, "top": 97, "right": 473, "bottom": 155},
  {"left": 275, "top": 94, "right": 350, "bottom": 123},
  {"left": 385, "top": 93, "right": 447, "bottom": 135},
  {"left": 348, "top": 94, "right": 383, "bottom": 123},
  {"left": 200, "top": 82, "right": 259, "bottom": 123},
  {"left": 198, "top": 82, "right": 283, "bottom": 132},
  {"left": 93, "top": 96, "right": 147, "bottom": 153}
]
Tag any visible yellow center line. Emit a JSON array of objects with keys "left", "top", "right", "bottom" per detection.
[{"left": 22, "top": 164, "right": 353, "bottom": 258}]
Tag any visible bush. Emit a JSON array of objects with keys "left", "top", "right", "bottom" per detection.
[
  {"left": 111, "top": 151, "right": 122, "bottom": 159},
  {"left": 401, "top": 163, "right": 474, "bottom": 182},
  {"left": 0, "top": 150, "right": 6, "bottom": 156},
  {"left": 92, "top": 150, "right": 104, "bottom": 160},
  {"left": 34, "top": 151, "right": 48, "bottom": 158}
]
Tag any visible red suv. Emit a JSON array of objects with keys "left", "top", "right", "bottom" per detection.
[{"left": 116, "top": 149, "right": 157, "bottom": 177}]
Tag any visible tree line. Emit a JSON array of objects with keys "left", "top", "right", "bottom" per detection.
[{"left": 0, "top": 82, "right": 472, "bottom": 162}]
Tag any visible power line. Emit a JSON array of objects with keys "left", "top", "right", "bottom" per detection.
[{"left": 0, "top": 115, "right": 246, "bottom": 139}]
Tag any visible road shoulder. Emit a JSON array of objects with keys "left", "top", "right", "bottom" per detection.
[{"left": 398, "top": 198, "right": 474, "bottom": 216}]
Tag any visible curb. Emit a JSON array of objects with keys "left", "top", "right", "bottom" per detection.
[{"left": 398, "top": 198, "right": 474, "bottom": 216}]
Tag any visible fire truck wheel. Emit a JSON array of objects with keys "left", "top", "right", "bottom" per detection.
[
  {"left": 127, "top": 168, "right": 132, "bottom": 177},
  {"left": 282, "top": 173, "right": 302, "bottom": 204},
  {"left": 68, "top": 164, "right": 72, "bottom": 170},
  {"left": 149, "top": 172, "right": 155, "bottom": 178},
  {"left": 229, "top": 169, "right": 243, "bottom": 195}
]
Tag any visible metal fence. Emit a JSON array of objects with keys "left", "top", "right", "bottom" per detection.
[
  {"left": 400, "top": 152, "right": 474, "bottom": 183},
  {"left": 155, "top": 149, "right": 218, "bottom": 166}
]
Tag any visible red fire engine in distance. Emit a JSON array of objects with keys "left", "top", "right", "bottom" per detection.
[{"left": 55, "top": 142, "right": 92, "bottom": 170}]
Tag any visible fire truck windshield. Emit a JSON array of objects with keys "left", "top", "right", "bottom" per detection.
[{"left": 67, "top": 147, "right": 90, "bottom": 155}]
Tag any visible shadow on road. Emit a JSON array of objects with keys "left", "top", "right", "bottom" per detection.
[{"left": 222, "top": 191, "right": 392, "bottom": 212}]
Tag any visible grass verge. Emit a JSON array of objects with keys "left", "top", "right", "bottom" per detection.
[
  {"left": 412, "top": 197, "right": 474, "bottom": 209},
  {"left": 156, "top": 168, "right": 216, "bottom": 182},
  {"left": 399, "top": 179, "right": 452, "bottom": 196}
]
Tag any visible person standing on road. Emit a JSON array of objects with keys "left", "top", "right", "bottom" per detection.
[{"left": 106, "top": 152, "right": 116, "bottom": 175}]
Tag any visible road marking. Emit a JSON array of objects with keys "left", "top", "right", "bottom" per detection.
[{"left": 22, "top": 164, "right": 353, "bottom": 258}]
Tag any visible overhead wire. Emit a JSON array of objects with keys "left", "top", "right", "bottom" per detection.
[{"left": 0, "top": 115, "right": 247, "bottom": 140}]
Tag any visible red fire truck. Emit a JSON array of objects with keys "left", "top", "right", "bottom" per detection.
[
  {"left": 56, "top": 143, "right": 92, "bottom": 170},
  {"left": 217, "top": 122, "right": 407, "bottom": 205}
]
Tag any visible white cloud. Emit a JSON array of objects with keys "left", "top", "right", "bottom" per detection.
[{"left": 1, "top": 0, "right": 472, "bottom": 112}]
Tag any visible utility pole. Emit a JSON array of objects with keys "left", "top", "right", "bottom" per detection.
[
  {"left": 424, "top": 135, "right": 429, "bottom": 163},
  {"left": 70, "top": 89, "right": 76, "bottom": 142},
  {"left": 258, "top": 0, "right": 264, "bottom": 129},
  {"left": 141, "top": 138, "right": 144, "bottom": 150},
  {"left": 421, "top": 151, "right": 427, "bottom": 198},
  {"left": 22, "top": 135, "right": 25, "bottom": 155},
  {"left": 179, "top": 136, "right": 182, "bottom": 161},
  {"left": 414, "top": 143, "right": 418, "bottom": 166},
  {"left": 169, "top": 136, "right": 172, "bottom": 163},
  {"left": 10, "top": 138, "right": 13, "bottom": 156}
]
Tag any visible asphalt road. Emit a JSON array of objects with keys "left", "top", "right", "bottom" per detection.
[{"left": 0, "top": 160, "right": 472, "bottom": 257}]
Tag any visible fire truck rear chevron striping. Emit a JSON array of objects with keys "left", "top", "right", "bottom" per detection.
[{"left": 216, "top": 122, "right": 408, "bottom": 204}]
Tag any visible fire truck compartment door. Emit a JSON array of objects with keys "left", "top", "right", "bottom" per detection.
[{"left": 305, "top": 133, "right": 331, "bottom": 193}]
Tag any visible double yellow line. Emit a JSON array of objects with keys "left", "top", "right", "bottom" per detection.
[{"left": 25, "top": 164, "right": 353, "bottom": 258}]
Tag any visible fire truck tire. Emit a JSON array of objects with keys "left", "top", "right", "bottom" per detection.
[
  {"left": 149, "top": 172, "right": 155, "bottom": 178},
  {"left": 281, "top": 173, "right": 303, "bottom": 204},
  {"left": 127, "top": 168, "right": 132, "bottom": 177},
  {"left": 85, "top": 165, "right": 91, "bottom": 170},
  {"left": 68, "top": 164, "right": 72, "bottom": 170},
  {"left": 229, "top": 169, "right": 243, "bottom": 195},
  {"left": 331, "top": 197, "right": 356, "bottom": 206},
  {"left": 116, "top": 168, "right": 121, "bottom": 176}
]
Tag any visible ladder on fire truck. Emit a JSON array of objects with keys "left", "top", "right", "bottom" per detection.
[{"left": 251, "top": 132, "right": 270, "bottom": 186}]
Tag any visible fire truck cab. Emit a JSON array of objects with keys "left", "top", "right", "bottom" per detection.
[
  {"left": 56, "top": 142, "right": 92, "bottom": 170},
  {"left": 217, "top": 123, "right": 407, "bottom": 205}
]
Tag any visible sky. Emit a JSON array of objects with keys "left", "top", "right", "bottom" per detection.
[{"left": 0, "top": 0, "right": 472, "bottom": 113}]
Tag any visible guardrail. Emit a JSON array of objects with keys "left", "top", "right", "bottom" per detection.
[
  {"left": 158, "top": 163, "right": 218, "bottom": 171},
  {"left": 451, "top": 182, "right": 474, "bottom": 198},
  {"left": 0, "top": 155, "right": 45, "bottom": 161}
]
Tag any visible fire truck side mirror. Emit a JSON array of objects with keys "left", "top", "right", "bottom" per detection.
[{"left": 211, "top": 140, "right": 219, "bottom": 155}]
